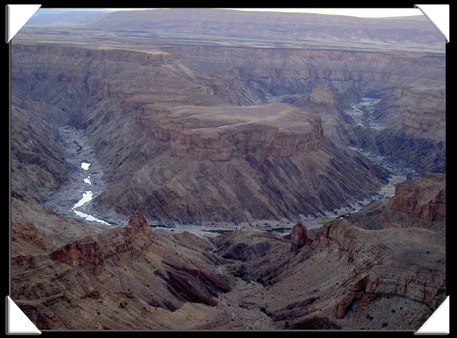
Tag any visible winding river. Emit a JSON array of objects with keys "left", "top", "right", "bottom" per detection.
[
  {"left": 71, "top": 161, "right": 110, "bottom": 225},
  {"left": 45, "top": 127, "right": 113, "bottom": 226}
]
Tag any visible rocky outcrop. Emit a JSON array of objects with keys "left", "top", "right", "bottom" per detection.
[
  {"left": 206, "top": 214, "right": 445, "bottom": 330},
  {"left": 90, "top": 100, "right": 390, "bottom": 224},
  {"left": 391, "top": 172, "right": 445, "bottom": 222},
  {"left": 309, "top": 85, "right": 337, "bottom": 107},
  {"left": 49, "top": 235, "right": 103, "bottom": 267},
  {"left": 345, "top": 173, "right": 446, "bottom": 238},
  {"left": 11, "top": 212, "right": 234, "bottom": 329},
  {"left": 317, "top": 219, "right": 445, "bottom": 321},
  {"left": 290, "top": 221, "right": 312, "bottom": 251},
  {"left": 137, "top": 102, "right": 324, "bottom": 162}
]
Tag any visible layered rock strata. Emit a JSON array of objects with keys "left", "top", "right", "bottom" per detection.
[
  {"left": 10, "top": 175, "right": 445, "bottom": 330},
  {"left": 347, "top": 172, "right": 446, "bottom": 235},
  {"left": 211, "top": 216, "right": 445, "bottom": 330},
  {"left": 11, "top": 212, "right": 234, "bottom": 329},
  {"left": 11, "top": 34, "right": 444, "bottom": 222},
  {"left": 391, "top": 172, "right": 446, "bottom": 222},
  {"left": 91, "top": 102, "right": 389, "bottom": 224}
]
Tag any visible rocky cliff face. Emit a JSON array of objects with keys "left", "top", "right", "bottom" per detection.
[
  {"left": 13, "top": 40, "right": 394, "bottom": 224},
  {"left": 391, "top": 172, "right": 445, "bottom": 222},
  {"left": 164, "top": 43, "right": 445, "bottom": 175},
  {"left": 209, "top": 213, "right": 445, "bottom": 330},
  {"left": 166, "top": 44, "right": 444, "bottom": 106},
  {"left": 11, "top": 212, "right": 234, "bottom": 329},
  {"left": 311, "top": 219, "right": 445, "bottom": 326},
  {"left": 346, "top": 172, "right": 445, "bottom": 237},
  {"left": 11, "top": 105, "right": 72, "bottom": 202}
]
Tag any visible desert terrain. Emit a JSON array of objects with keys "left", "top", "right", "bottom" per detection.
[{"left": 10, "top": 8, "right": 446, "bottom": 331}]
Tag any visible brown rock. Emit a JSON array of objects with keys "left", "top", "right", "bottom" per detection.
[
  {"left": 126, "top": 212, "right": 148, "bottom": 230},
  {"left": 290, "top": 221, "right": 312, "bottom": 250},
  {"left": 309, "top": 85, "right": 337, "bottom": 107},
  {"left": 49, "top": 236, "right": 103, "bottom": 267},
  {"left": 391, "top": 172, "right": 445, "bottom": 221}
]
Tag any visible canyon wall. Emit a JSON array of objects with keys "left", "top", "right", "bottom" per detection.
[
  {"left": 12, "top": 42, "right": 396, "bottom": 224},
  {"left": 10, "top": 10, "right": 446, "bottom": 331},
  {"left": 11, "top": 8, "right": 445, "bottom": 223},
  {"left": 166, "top": 45, "right": 445, "bottom": 105}
]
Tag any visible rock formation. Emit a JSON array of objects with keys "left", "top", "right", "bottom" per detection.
[
  {"left": 347, "top": 172, "right": 446, "bottom": 236},
  {"left": 12, "top": 8, "right": 445, "bottom": 222},
  {"left": 391, "top": 172, "right": 446, "bottom": 222},
  {"left": 11, "top": 210, "right": 234, "bottom": 329},
  {"left": 290, "top": 221, "right": 313, "bottom": 251},
  {"left": 11, "top": 190, "right": 445, "bottom": 330},
  {"left": 12, "top": 38, "right": 395, "bottom": 224},
  {"left": 10, "top": 8, "right": 446, "bottom": 331},
  {"left": 88, "top": 101, "right": 390, "bottom": 223}
]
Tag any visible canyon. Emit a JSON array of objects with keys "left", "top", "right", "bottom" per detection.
[
  {"left": 10, "top": 172, "right": 446, "bottom": 330},
  {"left": 10, "top": 8, "right": 445, "bottom": 331}
]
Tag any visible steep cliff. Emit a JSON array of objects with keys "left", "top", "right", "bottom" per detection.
[
  {"left": 166, "top": 45, "right": 445, "bottom": 106},
  {"left": 391, "top": 172, "right": 446, "bottom": 222},
  {"left": 11, "top": 105, "right": 72, "bottom": 202}
]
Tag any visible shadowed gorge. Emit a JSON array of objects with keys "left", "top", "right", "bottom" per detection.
[{"left": 10, "top": 8, "right": 445, "bottom": 331}]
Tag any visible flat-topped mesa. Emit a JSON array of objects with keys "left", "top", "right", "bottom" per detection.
[
  {"left": 140, "top": 102, "right": 325, "bottom": 161},
  {"left": 93, "top": 99, "right": 389, "bottom": 224}
]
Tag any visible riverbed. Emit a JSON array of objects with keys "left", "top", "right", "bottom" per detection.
[
  {"left": 44, "top": 127, "right": 113, "bottom": 227},
  {"left": 346, "top": 96, "right": 383, "bottom": 130},
  {"left": 71, "top": 161, "right": 110, "bottom": 225}
]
